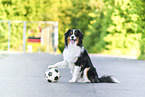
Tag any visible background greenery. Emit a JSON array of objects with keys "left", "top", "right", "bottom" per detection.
[{"left": 0, "top": 0, "right": 145, "bottom": 60}]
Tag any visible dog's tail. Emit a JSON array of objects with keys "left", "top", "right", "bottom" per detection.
[{"left": 98, "top": 75, "right": 120, "bottom": 83}]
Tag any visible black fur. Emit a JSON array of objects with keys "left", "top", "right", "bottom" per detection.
[
  {"left": 65, "top": 29, "right": 118, "bottom": 83},
  {"left": 75, "top": 50, "right": 118, "bottom": 83},
  {"left": 64, "top": 29, "right": 71, "bottom": 47}
]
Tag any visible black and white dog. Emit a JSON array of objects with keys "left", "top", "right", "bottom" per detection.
[{"left": 48, "top": 29, "right": 119, "bottom": 83}]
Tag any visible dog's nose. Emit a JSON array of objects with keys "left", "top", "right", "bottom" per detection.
[{"left": 71, "top": 36, "right": 74, "bottom": 39}]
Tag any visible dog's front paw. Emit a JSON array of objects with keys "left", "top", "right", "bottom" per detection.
[
  {"left": 69, "top": 79, "right": 77, "bottom": 83},
  {"left": 48, "top": 65, "right": 56, "bottom": 69}
]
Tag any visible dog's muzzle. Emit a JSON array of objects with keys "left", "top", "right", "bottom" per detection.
[{"left": 70, "top": 36, "right": 76, "bottom": 43}]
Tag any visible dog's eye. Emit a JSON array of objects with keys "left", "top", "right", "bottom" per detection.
[
  {"left": 71, "top": 31, "right": 73, "bottom": 34},
  {"left": 74, "top": 32, "right": 76, "bottom": 35},
  {"left": 74, "top": 31, "right": 78, "bottom": 36}
]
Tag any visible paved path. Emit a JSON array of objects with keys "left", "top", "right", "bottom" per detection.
[{"left": 0, "top": 53, "right": 145, "bottom": 97}]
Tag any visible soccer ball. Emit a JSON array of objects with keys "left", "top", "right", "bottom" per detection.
[{"left": 45, "top": 68, "right": 60, "bottom": 83}]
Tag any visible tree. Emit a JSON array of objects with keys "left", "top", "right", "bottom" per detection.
[
  {"left": 57, "top": 0, "right": 97, "bottom": 52},
  {"left": 138, "top": 0, "right": 145, "bottom": 60},
  {"left": 0, "top": 0, "right": 58, "bottom": 51},
  {"left": 85, "top": 0, "right": 143, "bottom": 57}
]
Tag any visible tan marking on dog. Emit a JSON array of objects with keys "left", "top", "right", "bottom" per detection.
[
  {"left": 67, "top": 37, "right": 70, "bottom": 44},
  {"left": 76, "top": 37, "right": 79, "bottom": 45}
]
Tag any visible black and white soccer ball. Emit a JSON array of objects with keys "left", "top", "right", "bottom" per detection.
[{"left": 45, "top": 68, "right": 60, "bottom": 83}]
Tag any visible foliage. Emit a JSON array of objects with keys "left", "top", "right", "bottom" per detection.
[
  {"left": 0, "top": 0, "right": 58, "bottom": 51},
  {"left": 85, "top": 0, "right": 145, "bottom": 58},
  {"left": 57, "top": 0, "right": 96, "bottom": 52},
  {"left": 102, "top": 0, "right": 142, "bottom": 56},
  {"left": 0, "top": 22, "right": 8, "bottom": 50},
  {"left": 0, "top": 0, "right": 145, "bottom": 59},
  {"left": 138, "top": 0, "right": 145, "bottom": 60},
  {"left": 83, "top": 0, "right": 104, "bottom": 53}
]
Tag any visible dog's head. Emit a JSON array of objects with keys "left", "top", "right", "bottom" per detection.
[{"left": 64, "top": 29, "right": 84, "bottom": 47}]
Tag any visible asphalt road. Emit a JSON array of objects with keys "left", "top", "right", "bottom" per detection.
[{"left": 0, "top": 53, "right": 145, "bottom": 97}]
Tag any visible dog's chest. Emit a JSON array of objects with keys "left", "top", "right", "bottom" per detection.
[{"left": 63, "top": 44, "right": 82, "bottom": 64}]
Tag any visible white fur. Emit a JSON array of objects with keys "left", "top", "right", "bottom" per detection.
[
  {"left": 69, "top": 66, "right": 81, "bottom": 82},
  {"left": 83, "top": 68, "right": 91, "bottom": 83},
  {"left": 77, "top": 68, "right": 91, "bottom": 83},
  {"left": 111, "top": 76, "right": 120, "bottom": 83},
  {"left": 48, "top": 41, "right": 84, "bottom": 82},
  {"left": 70, "top": 29, "right": 76, "bottom": 40}
]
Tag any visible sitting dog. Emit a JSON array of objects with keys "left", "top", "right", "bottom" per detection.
[{"left": 48, "top": 29, "right": 119, "bottom": 83}]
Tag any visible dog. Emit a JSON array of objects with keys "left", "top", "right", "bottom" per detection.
[{"left": 48, "top": 29, "right": 119, "bottom": 83}]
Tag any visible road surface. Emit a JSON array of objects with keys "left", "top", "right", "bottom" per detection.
[{"left": 0, "top": 53, "right": 145, "bottom": 97}]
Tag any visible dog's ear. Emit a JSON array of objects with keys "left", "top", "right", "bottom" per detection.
[
  {"left": 76, "top": 29, "right": 84, "bottom": 47},
  {"left": 77, "top": 30, "right": 84, "bottom": 39},
  {"left": 64, "top": 29, "right": 71, "bottom": 37},
  {"left": 64, "top": 29, "right": 71, "bottom": 47}
]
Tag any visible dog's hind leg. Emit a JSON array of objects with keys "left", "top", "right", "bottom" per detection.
[{"left": 82, "top": 68, "right": 91, "bottom": 83}]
